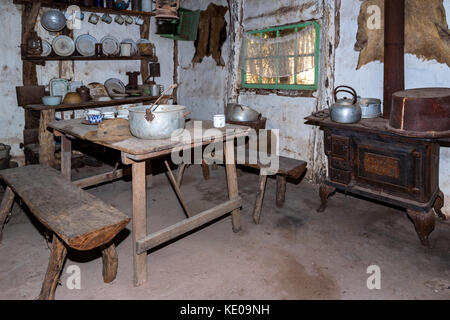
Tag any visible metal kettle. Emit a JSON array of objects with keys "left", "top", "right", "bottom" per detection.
[{"left": 330, "top": 86, "right": 362, "bottom": 124}]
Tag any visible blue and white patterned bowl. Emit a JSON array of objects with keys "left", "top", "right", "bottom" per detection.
[{"left": 88, "top": 114, "right": 104, "bottom": 124}]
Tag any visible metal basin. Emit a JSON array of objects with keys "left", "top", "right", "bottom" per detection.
[{"left": 129, "top": 105, "right": 186, "bottom": 140}]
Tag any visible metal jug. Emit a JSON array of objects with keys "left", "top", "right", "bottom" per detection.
[{"left": 330, "top": 86, "right": 362, "bottom": 124}]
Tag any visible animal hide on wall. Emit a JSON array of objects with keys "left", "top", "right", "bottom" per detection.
[
  {"left": 193, "top": 4, "right": 228, "bottom": 66},
  {"left": 354, "top": 0, "right": 450, "bottom": 69}
]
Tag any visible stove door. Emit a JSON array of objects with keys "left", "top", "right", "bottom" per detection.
[{"left": 354, "top": 138, "right": 425, "bottom": 201}]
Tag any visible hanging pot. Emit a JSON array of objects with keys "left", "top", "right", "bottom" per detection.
[{"left": 330, "top": 86, "right": 362, "bottom": 124}]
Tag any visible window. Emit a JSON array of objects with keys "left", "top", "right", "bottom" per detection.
[{"left": 240, "top": 21, "right": 320, "bottom": 91}]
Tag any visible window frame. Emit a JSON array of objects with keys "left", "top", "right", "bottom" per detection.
[{"left": 241, "top": 21, "right": 320, "bottom": 91}]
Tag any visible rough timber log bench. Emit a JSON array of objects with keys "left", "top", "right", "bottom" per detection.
[
  {"left": 0, "top": 165, "right": 130, "bottom": 300},
  {"left": 200, "top": 145, "right": 307, "bottom": 224}
]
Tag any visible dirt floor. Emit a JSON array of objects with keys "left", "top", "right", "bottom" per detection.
[{"left": 0, "top": 163, "right": 449, "bottom": 300}]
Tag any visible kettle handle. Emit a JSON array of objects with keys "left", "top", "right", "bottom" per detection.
[{"left": 334, "top": 86, "right": 357, "bottom": 105}]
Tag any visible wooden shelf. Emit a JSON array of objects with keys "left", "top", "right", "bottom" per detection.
[
  {"left": 24, "top": 95, "right": 172, "bottom": 111},
  {"left": 14, "top": 0, "right": 156, "bottom": 17},
  {"left": 23, "top": 54, "right": 157, "bottom": 62}
]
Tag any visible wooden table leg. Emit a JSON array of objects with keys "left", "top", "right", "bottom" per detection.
[
  {"left": 39, "top": 235, "right": 67, "bottom": 300},
  {"left": 201, "top": 160, "right": 210, "bottom": 180},
  {"left": 61, "top": 135, "right": 72, "bottom": 180},
  {"left": 224, "top": 139, "right": 240, "bottom": 233},
  {"left": 39, "top": 109, "right": 56, "bottom": 167},
  {"left": 101, "top": 242, "right": 118, "bottom": 283},
  {"left": 253, "top": 174, "right": 268, "bottom": 224},
  {"left": 0, "top": 187, "right": 15, "bottom": 243},
  {"left": 132, "top": 161, "right": 147, "bottom": 286}
]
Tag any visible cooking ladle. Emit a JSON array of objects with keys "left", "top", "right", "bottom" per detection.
[{"left": 145, "top": 83, "right": 178, "bottom": 121}]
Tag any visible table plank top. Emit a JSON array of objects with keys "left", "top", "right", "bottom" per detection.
[{"left": 49, "top": 119, "right": 252, "bottom": 157}]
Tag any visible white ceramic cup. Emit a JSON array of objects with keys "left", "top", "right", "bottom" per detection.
[
  {"left": 102, "top": 111, "right": 115, "bottom": 119},
  {"left": 213, "top": 114, "right": 226, "bottom": 128},
  {"left": 85, "top": 109, "right": 101, "bottom": 120}
]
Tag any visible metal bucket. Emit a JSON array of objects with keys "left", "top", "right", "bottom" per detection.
[
  {"left": 0, "top": 143, "right": 11, "bottom": 170},
  {"left": 129, "top": 105, "right": 186, "bottom": 139}
]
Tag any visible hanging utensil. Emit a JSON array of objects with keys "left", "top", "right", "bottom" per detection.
[{"left": 145, "top": 83, "right": 177, "bottom": 121}]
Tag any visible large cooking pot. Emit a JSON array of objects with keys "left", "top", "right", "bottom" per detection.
[
  {"left": 129, "top": 104, "right": 186, "bottom": 139},
  {"left": 330, "top": 86, "right": 362, "bottom": 124},
  {"left": 226, "top": 103, "right": 261, "bottom": 122}
]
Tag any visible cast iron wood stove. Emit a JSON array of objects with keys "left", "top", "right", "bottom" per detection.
[{"left": 306, "top": 111, "right": 446, "bottom": 247}]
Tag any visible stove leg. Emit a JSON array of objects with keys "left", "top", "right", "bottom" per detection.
[
  {"left": 433, "top": 190, "right": 446, "bottom": 221},
  {"left": 317, "top": 184, "right": 336, "bottom": 213},
  {"left": 406, "top": 209, "right": 435, "bottom": 248}
]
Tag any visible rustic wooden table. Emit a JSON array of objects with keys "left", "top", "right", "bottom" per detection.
[{"left": 48, "top": 119, "right": 251, "bottom": 286}]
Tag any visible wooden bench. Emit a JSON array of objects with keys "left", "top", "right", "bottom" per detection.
[
  {"left": 198, "top": 145, "right": 307, "bottom": 224},
  {"left": 0, "top": 165, "right": 130, "bottom": 300}
]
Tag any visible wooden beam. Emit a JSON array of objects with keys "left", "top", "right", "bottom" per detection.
[
  {"left": 164, "top": 160, "right": 191, "bottom": 218},
  {"left": 73, "top": 169, "right": 126, "bottom": 189},
  {"left": 136, "top": 197, "right": 242, "bottom": 254}
]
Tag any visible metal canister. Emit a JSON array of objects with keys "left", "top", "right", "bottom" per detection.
[{"left": 358, "top": 98, "right": 381, "bottom": 119}]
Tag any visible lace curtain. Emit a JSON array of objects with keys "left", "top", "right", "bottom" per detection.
[{"left": 239, "top": 24, "right": 316, "bottom": 83}]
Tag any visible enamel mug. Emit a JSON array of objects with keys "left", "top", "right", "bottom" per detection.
[{"left": 213, "top": 114, "right": 226, "bottom": 128}]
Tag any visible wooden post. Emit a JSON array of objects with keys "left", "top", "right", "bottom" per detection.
[
  {"left": 61, "top": 135, "right": 72, "bottom": 180},
  {"left": 39, "top": 235, "right": 67, "bottom": 300},
  {"left": 140, "top": 16, "right": 151, "bottom": 88},
  {"left": 253, "top": 174, "right": 268, "bottom": 224},
  {"left": 101, "top": 242, "right": 118, "bottom": 283},
  {"left": 276, "top": 175, "right": 287, "bottom": 208},
  {"left": 224, "top": 138, "right": 240, "bottom": 232},
  {"left": 0, "top": 187, "right": 15, "bottom": 243},
  {"left": 132, "top": 161, "right": 147, "bottom": 286}
]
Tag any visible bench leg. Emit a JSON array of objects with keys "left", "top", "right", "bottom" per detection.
[
  {"left": 225, "top": 140, "right": 240, "bottom": 233},
  {"left": 0, "top": 187, "right": 15, "bottom": 243},
  {"left": 39, "top": 235, "right": 67, "bottom": 300},
  {"left": 276, "top": 175, "right": 287, "bottom": 208},
  {"left": 253, "top": 174, "right": 268, "bottom": 224},
  {"left": 102, "top": 242, "right": 118, "bottom": 283}
]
